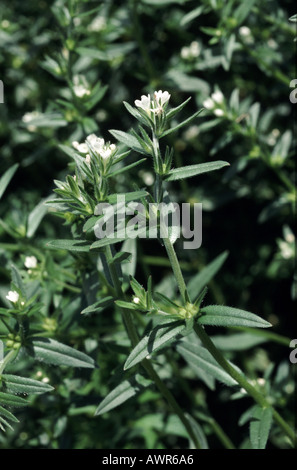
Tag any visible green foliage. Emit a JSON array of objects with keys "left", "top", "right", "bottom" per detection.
[{"left": 0, "top": 0, "right": 295, "bottom": 451}]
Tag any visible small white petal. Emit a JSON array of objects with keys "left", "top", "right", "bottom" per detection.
[
  {"left": 203, "top": 98, "right": 215, "bottom": 109},
  {"left": 133, "top": 297, "right": 140, "bottom": 304},
  {"left": 6, "top": 291, "right": 19, "bottom": 303},
  {"left": 214, "top": 108, "right": 224, "bottom": 117},
  {"left": 211, "top": 90, "right": 224, "bottom": 104},
  {"left": 24, "top": 256, "right": 38, "bottom": 269}
]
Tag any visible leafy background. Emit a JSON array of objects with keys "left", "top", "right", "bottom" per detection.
[{"left": 0, "top": 0, "right": 296, "bottom": 449}]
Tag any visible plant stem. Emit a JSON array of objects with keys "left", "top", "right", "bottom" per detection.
[
  {"left": 162, "top": 237, "right": 187, "bottom": 303},
  {"left": 103, "top": 244, "right": 202, "bottom": 448},
  {"left": 163, "top": 237, "right": 296, "bottom": 446}
]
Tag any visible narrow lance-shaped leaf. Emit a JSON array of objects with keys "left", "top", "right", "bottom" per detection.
[
  {"left": 165, "top": 161, "right": 229, "bottom": 181},
  {"left": 27, "top": 196, "right": 51, "bottom": 238},
  {"left": 1, "top": 374, "right": 54, "bottom": 394},
  {"left": 95, "top": 374, "right": 151, "bottom": 416},
  {"left": 27, "top": 337, "right": 96, "bottom": 368},
  {"left": 250, "top": 406, "right": 273, "bottom": 449},
  {"left": 0, "top": 392, "right": 28, "bottom": 408},
  {"left": 124, "top": 320, "right": 185, "bottom": 370},
  {"left": 198, "top": 305, "right": 272, "bottom": 329},
  {"left": 160, "top": 108, "right": 204, "bottom": 138},
  {"left": 109, "top": 129, "right": 147, "bottom": 155},
  {"left": 0, "top": 164, "right": 19, "bottom": 200},
  {"left": 176, "top": 339, "right": 240, "bottom": 387},
  {"left": 187, "top": 251, "right": 229, "bottom": 302},
  {"left": 80, "top": 296, "right": 114, "bottom": 315},
  {"left": 0, "top": 405, "right": 19, "bottom": 423},
  {"left": 46, "top": 239, "right": 92, "bottom": 252}
]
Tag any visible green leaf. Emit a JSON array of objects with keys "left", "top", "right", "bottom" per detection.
[
  {"left": 0, "top": 164, "right": 19, "bottom": 200},
  {"left": 176, "top": 339, "right": 239, "bottom": 387},
  {"left": 80, "top": 296, "right": 114, "bottom": 315},
  {"left": 198, "top": 305, "right": 272, "bottom": 329},
  {"left": 187, "top": 251, "right": 229, "bottom": 302},
  {"left": 123, "top": 101, "right": 148, "bottom": 126},
  {"left": 0, "top": 405, "right": 19, "bottom": 423},
  {"left": 234, "top": 0, "right": 257, "bottom": 25},
  {"left": 165, "top": 161, "right": 229, "bottom": 181},
  {"left": 46, "top": 239, "right": 91, "bottom": 252},
  {"left": 27, "top": 338, "right": 96, "bottom": 368},
  {"left": 0, "top": 392, "right": 28, "bottom": 407},
  {"left": 185, "top": 413, "right": 209, "bottom": 449},
  {"left": 124, "top": 320, "right": 185, "bottom": 370},
  {"left": 108, "top": 251, "right": 132, "bottom": 265},
  {"left": 11, "top": 264, "right": 25, "bottom": 296},
  {"left": 95, "top": 375, "right": 151, "bottom": 416},
  {"left": 250, "top": 406, "right": 273, "bottom": 449},
  {"left": 109, "top": 130, "right": 147, "bottom": 155},
  {"left": 108, "top": 158, "right": 147, "bottom": 178},
  {"left": 27, "top": 196, "right": 51, "bottom": 238},
  {"left": 212, "top": 333, "right": 268, "bottom": 351},
  {"left": 166, "top": 97, "right": 191, "bottom": 120},
  {"left": 1, "top": 375, "right": 54, "bottom": 394},
  {"left": 180, "top": 6, "right": 205, "bottom": 26},
  {"left": 90, "top": 237, "right": 126, "bottom": 249},
  {"left": 161, "top": 108, "right": 204, "bottom": 138}
]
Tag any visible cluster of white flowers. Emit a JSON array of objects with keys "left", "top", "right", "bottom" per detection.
[
  {"left": 73, "top": 134, "right": 116, "bottom": 164},
  {"left": 135, "top": 90, "right": 171, "bottom": 116},
  {"left": 181, "top": 41, "right": 201, "bottom": 60},
  {"left": 87, "top": 134, "right": 116, "bottom": 160},
  {"left": 73, "top": 75, "right": 91, "bottom": 99},
  {"left": 203, "top": 90, "right": 225, "bottom": 117}
]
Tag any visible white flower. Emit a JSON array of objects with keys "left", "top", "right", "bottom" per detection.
[
  {"left": 135, "top": 94, "right": 151, "bottom": 113},
  {"left": 214, "top": 109, "right": 224, "bottom": 117},
  {"left": 73, "top": 85, "right": 91, "bottom": 98},
  {"left": 22, "top": 111, "right": 40, "bottom": 123},
  {"left": 86, "top": 134, "right": 116, "bottom": 161},
  {"left": 154, "top": 90, "right": 170, "bottom": 107},
  {"left": 133, "top": 297, "right": 140, "bottom": 304},
  {"left": 189, "top": 41, "right": 201, "bottom": 57},
  {"left": 203, "top": 98, "right": 215, "bottom": 109},
  {"left": 239, "top": 26, "right": 251, "bottom": 37},
  {"left": 73, "top": 75, "right": 91, "bottom": 99},
  {"left": 181, "top": 47, "right": 190, "bottom": 60},
  {"left": 6, "top": 290, "right": 19, "bottom": 303},
  {"left": 211, "top": 90, "right": 224, "bottom": 104},
  {"left": 72, "top": 141, "right": 89, "bottom": 154},
  {"left": 24, "top": 256, "right": 38, "bottom": 269},
  {"left": 85, "top": 154, "right": 91, "bottom": 165},
  {"left": 86, "top": 134, "right": 105, "bottom": 153},
  {"left": 238, "top": 26, "right": 254, "bottom": 44}
]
